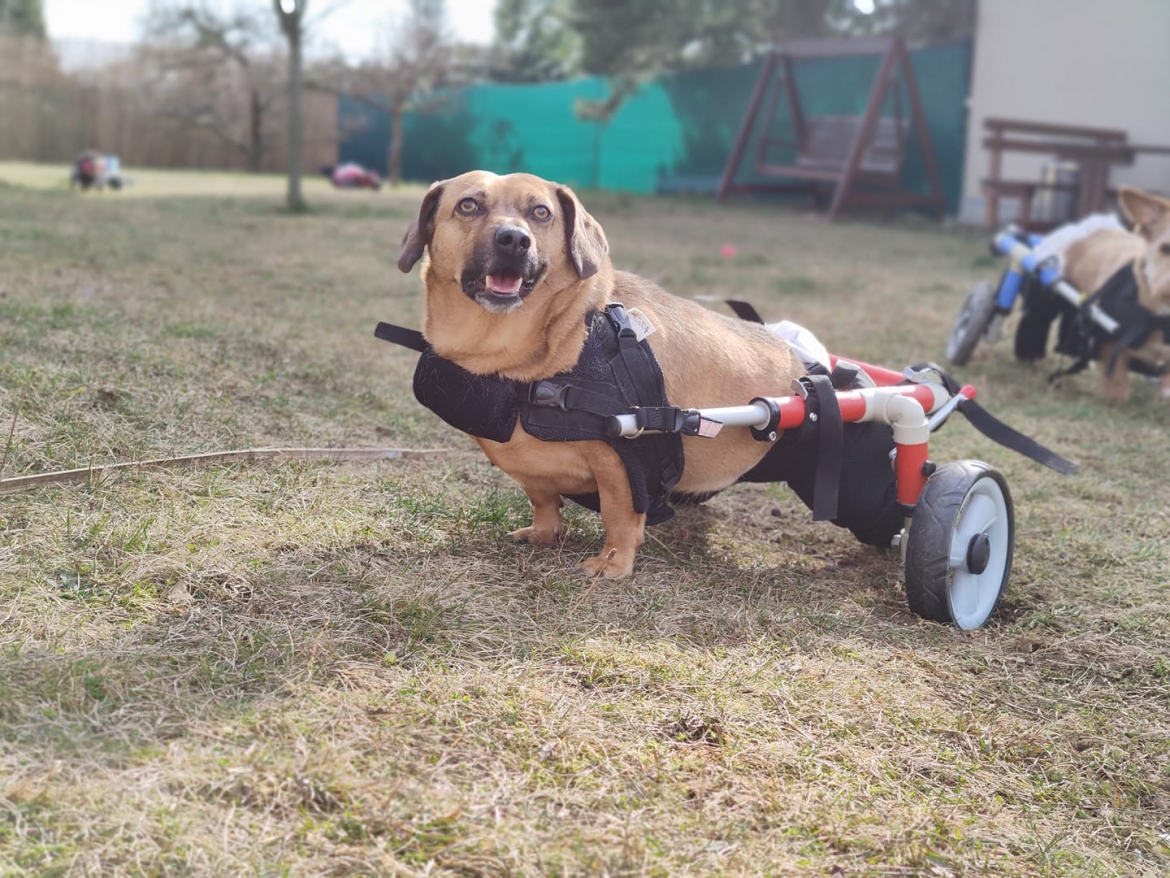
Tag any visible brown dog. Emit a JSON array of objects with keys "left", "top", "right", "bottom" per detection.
[
  {"left": 397, "top": 171, "right": 804, "bottom": 577},
  {"left": 1061, "top": 186, "right": 1170, "bottom": 401}
]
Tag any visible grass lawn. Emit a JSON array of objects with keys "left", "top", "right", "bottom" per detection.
[{"left": 1, "top": 161, "right": 1168, "bottom": 876}]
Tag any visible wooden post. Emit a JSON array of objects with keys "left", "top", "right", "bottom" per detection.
[
  {"left": 896, "top": 39, "right": 945, "bottom": 216},
  {"left": 717, "top": 52, "right": 777, "bottom": 201},
  {"left": 826, "top": 40, "right": 898, "bottom": 220}
]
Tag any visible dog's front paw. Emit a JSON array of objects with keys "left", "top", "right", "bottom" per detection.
[
  {"left": 576, "top": 548, "right": 634, "bottom": 579},
  {"left": 509, "top": 525, "right": 561, "bottom": 546}
]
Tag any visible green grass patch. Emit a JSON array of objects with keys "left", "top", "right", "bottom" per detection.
[{"left": 0, "top": 165, "right": 1167, "bottom": 875}]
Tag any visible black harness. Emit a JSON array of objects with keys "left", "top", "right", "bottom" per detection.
[
  {"left": 375, "top": 305, "right": 694, "bottom": 524},
  {"left": 1016, "top": 262, "right": 1170, "bottom": 380}
]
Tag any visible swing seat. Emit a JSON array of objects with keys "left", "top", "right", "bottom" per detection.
[{"left": 759, "top": 115, "right": 911, "bottom": 180}]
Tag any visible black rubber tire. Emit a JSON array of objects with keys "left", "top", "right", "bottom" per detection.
[
  {"left": 946, "top": 280, "right": 998, "bottom": 366},
  {"left": 905, "top": 461, "right": 1014, "bottom": 629}
]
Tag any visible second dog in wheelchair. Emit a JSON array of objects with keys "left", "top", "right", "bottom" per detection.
[{"left": 1060, "top": 187, "right": 1170, "bottom": 402}]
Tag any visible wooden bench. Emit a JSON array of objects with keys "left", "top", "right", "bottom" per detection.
[{"left": 981, "top": 117, "right": 1134, "bottom": 230}]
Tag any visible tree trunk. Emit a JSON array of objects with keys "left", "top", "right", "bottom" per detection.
[
  {"left": 248, "top": 88, "right": 262, "bottom": 173},
  {"left": 389, "top": 105, "right": 403, "bottom": 187},
  {"left": 285, "top": 22, "right": 306, "bottom": 211},
  {"left": 275, "top": 1, "right": 307, "bottom": 211}
]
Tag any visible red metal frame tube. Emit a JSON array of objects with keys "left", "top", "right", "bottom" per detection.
[{"left": 895, "top": 441, "right": 930, "bottom": 507}]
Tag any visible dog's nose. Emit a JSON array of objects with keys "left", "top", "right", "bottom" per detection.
[{"left": 494, "top": 225, "right": 531, "bottom": 257}]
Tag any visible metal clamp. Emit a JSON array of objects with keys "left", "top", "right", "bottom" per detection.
[{"left": 748, "top": 396, "right": 781, "bottom": 442}]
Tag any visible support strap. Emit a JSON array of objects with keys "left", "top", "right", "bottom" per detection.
[
  {"left": 800, "top": 373, "right": 843, "bottom": 521},
  {"left": 374, "top": 322, "right": 427, "bottom": 352},
  {"left": 907, "top": 362, "right": 1076, "bottom": 474},
  {"left": 722, "top": 299, "right": 765, "bottom": 324},
  {"left": 957, "top": 399, "right": 1077, "bottom": 474}
]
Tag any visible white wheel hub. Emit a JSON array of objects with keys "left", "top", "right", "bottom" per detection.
[{"left": 947, "top": 478, "right": 1011, "bottom": 629}]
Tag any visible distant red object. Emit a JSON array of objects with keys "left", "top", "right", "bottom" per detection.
[{"left": 324, "top": 163, "right": 382, "bottom": 190}]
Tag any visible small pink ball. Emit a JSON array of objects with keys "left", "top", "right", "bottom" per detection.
[{"left": 720, "top": 244, "right": 737, "bottom": 259}]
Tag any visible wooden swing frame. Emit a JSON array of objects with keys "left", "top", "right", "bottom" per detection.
[{"left": 717, "top": 36, "right": 945, "bottom": 221}]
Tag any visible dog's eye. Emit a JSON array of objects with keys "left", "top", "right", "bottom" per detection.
[
  {"left": 456, "top": 198, "right": 480, "bottom": 215},
  {"left": 531, "top": 205, "right": 551, "bottom": 221}
]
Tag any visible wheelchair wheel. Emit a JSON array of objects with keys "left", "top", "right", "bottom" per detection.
[
  {"left": 904, "top": 461, "right": 1013, "bottom": 630},
  {"left": 946, "top": 280, "right": 998, "bottom": 366}
]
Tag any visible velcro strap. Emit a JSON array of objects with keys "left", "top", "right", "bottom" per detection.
[
  {"left": 722, "top": 299, "right": 766, "bottom": 323},
  {"left": 375, "top": 322, "right": 427, "bottom": 352},
  {"left": 529, "top": 380, "right": 627, "bottom": 417},
  {"left": 1048, "top": 354, "right": 1092, "bottom": 382},
  {"left": 959, "top": 400, "right": 1077, "bottom": 474},
  {"left": 804, "top": 373, "right": 842, "bottom": 522},
  {"left": 907, "top": 363, "right": 1077, "bottom": 474}
]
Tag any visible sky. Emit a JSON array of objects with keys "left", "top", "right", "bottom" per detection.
[{"left": 43, "top": 0, "right": 498, "bottom": 59}]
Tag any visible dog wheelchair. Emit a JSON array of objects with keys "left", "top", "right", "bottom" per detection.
[
  {"left": 609, "top": 324, "right": 1072, "bottom": 630},
  {"left": 946, "top": 224, "right": 1167, "bottom": 379},
  {"left": 378, "top": 303, "right": 1074, "bottom": 632}
]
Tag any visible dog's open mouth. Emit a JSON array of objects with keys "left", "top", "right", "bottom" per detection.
[
  {"left": 462, "top": 265, "right": 543, "bottom": 311},
  {"left": 487, "top": 270, "right": 524, "bottom": 296}
]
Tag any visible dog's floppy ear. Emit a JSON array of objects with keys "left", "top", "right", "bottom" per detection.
[
  {"left": 397, "top": 182, "right": 445, "bottom": 273},
  {"left": 556, "top": 185, "right": 609, "bottom": 279},
  {"left": 1118, "top": 186, "right": 1170, "bottom": 241}
]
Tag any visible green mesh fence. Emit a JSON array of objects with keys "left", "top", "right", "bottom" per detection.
[{"left": 340, "top": 39, "right": 971, "bottom": 213}]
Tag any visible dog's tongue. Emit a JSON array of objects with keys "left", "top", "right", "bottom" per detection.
[{"left": 486, "top": 271, "right": 522, "bottom": 295}]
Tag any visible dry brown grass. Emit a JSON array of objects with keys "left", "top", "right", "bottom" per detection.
[{"left": 1, "top": 163, "right": 1169, "bottom": 876}]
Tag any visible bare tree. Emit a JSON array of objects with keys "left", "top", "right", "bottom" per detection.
[
  {"left": 319, "top": 0, "right": 456, "bottom": 186},
  {"left": 273, "top": 0, "right": 308, "bottom": 211},
  {"left": 142, "top": 2, "right": 284, "bottom": 172}
]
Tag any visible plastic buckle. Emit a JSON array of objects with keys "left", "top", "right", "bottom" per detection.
[
  {"left": 829, "top": 361, "right": 859, "bottom": 390},
  {"left": 681, "top": 410, "right": 723, "bottom": 438},
  {"left": 529, "top": 381, "right": 570, "bottom": 409},
  {"left": 606, "top": 303, "right": 638, "bottom": 340}
]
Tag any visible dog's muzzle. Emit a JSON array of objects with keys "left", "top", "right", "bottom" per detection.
[{"left": 461, "top": 230, "right": 546, "bottom": 312}]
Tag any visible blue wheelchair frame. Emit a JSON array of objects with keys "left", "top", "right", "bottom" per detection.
[{"left": 946, "top": 225, "right": 1120, "bottom": 366}]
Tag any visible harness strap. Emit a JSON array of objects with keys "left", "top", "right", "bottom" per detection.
[
  {"left": 527, "top": 306, "right": 704, "bottom": 445},
  {"left": 529, "top": 378, "right": 627, "bottom": 417},
  {"left": 721, "top": 299, "right": 766, "bottom": 324},
  {"left": 907, "top": 362, "right": 1076, "bottom": 474},
  {"left": 898, "top": 362, "right": 1071, "bottom": 475},
  {"left": 1107, "top": 316, "right": 1159, "bottom": 374},
  {"left": 801, "top": 373, "right": 843, "bottom": 521},
  {"left": 957, "top": 399, "right": 1077, "bottom": 474},
  {"left": 604, "top": 304, "right": 683, "bottom": 495},
  {"left": 1048, "top": 350, "right": 1093, "bottom": 382},
  {"left": 374, "top": 322, "right": 427, "bottom": 352}
]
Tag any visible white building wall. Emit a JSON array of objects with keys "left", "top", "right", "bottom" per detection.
[{"left": 961, "top": 0, "right": 1170, "bottom": 223}]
